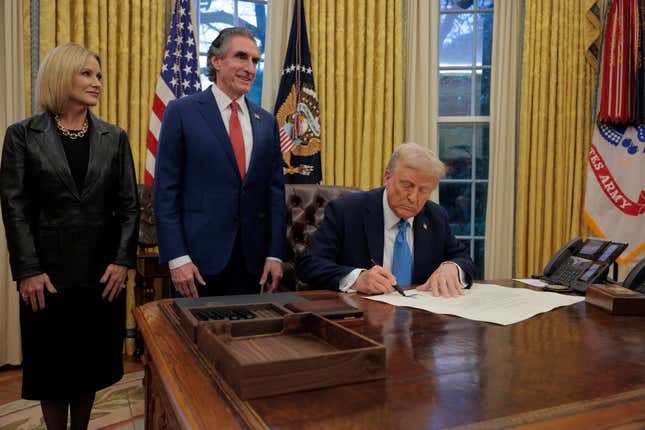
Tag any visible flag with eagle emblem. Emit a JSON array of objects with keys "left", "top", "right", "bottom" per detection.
[{"left": 273, "top": 0, "right": 322, "bottom": 183}]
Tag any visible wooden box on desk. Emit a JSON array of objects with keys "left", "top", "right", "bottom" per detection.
[
  {"left": 196, "top": 312, "right": 386, "bottom": 399},
  {"left": 586, "top": 284, "right": 645, "bottom": 315}
]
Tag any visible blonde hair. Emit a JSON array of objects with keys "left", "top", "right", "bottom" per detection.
[
  {"left": 385, "top": 142, "right": 447, "bottom": 179},
  {"left": 36, "top": 43, "right": 101, "bottom": 114}
]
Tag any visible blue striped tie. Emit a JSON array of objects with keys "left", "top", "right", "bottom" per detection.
[{"left": 392, "top": 219, "right": 412, "bottom": 286}]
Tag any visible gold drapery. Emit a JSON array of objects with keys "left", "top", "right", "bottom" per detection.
[
  {"left": 515, "top": 0, "right": 596, "bottom": 277},
  {"left": 22, "top": 0, "right": 169, "bottom": 355},
  {"left": 24, "top": 0, "right": 167, "bottom": 182},
  {"left": 305, "top": 0, "right": 404, "bottom": 189}
]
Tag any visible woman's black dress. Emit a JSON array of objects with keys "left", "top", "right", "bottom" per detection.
[{"left": 18, "top": 124, "right": 126, "bottom": 400}]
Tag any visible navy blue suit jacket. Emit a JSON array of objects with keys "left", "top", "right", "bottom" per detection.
[
  {"left": 296, "top": 187, "right": 474, "bottom": 289},
  {"left": 153, "top": 87, "right": 286, "bottom": 276}
]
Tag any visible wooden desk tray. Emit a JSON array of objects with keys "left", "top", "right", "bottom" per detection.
[
  {"left": 173, "top": 301, "right": 292, "bottom": 342},
  {"left": 284, "top": 298, "right": 363, "bottom": 320},
  {"left": 196, "top": 312, "right": 386, "bottom": 399}
]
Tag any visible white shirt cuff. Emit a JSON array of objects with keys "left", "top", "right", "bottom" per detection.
[
  {"left": 266, "top": 257, "right": 282, "bottom": 263},
  {"left": 339, "top": 268, "right": 365, "bottom": 292},
  {"left": 441, "top": 261, "right": 467, "bottom": 287},
  {"left": 168, "top": 255, "right": 192, "bottom": 270}
]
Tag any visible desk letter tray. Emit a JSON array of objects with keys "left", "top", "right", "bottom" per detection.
[{"left": 196, "top": 312, "right": 386, "bottom": 399}]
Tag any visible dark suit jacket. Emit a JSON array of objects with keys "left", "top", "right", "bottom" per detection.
[
  {"left": 0, "top": 112, "right": 139, "bottom": 288},
  {"left": 296, "top": 187, "right": 474, "bottom": 289},
  {"left": 153, "top": 87, "right": 286, "bottom": 276}
]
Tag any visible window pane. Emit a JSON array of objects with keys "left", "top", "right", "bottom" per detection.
[
  {"left": 441, "top": 0, "right": 475, "bottom": 11},
  {"left": 477, "top": 12, "right": 494, "bottom": 66},
  {"left": 439, "top": 124, "right": 473, "bottom": 179},
  {"left": 439, "top": 70, "right": 472, "bottom": 116},
  {"left": 440, "top": 183, "right": 472, "bottom": 236},
  {"left": 474, "top": 68, "right": 491, "bottom": 115},
  {"left": 475, "top": 124, "right": 489, "bottom": 179},
  {"left": 478, "top": 0, "right": 494, "bottom": 9},
  {"left": 474, "top": 239, "right": 485, "bottom": 279},
  {"left": 475, "top": 182, "right": 487, "bottom": 236},
  {"left": 198, "top": 0, "right": 267, "bottom": 105},
  {"left": 439, "top": 13, "right": 474, "bottom": 67}
]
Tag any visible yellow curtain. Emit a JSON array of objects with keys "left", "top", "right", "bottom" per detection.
[
  {"left": 515, "top": 0, "right": 597, "bottom": 277},
  {"left": 23, "top": 0, "right": 169, "bottom": 355},
  {"left": 305, "top": 0, "right": 403, "bottom": 189}
]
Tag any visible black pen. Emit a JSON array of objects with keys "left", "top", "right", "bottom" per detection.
[{"left": 370, "top": 258, "right": 407, "bottom": 297}]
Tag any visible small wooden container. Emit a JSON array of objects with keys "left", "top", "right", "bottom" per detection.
[
  {"left": 196, "top": 312, "right": 386, "bottom": 399},
  {"left": 586, "top": 284, "right": 645, "bottom": 315},
  {"left": 173, "top": 302, "right": 291, "bottom": 342},
  {"left": 284, "top": 298, "right": 363, "bottom": 320}
]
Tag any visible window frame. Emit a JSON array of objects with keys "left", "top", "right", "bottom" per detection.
[{"left": 431, "top": 1, "right": 494, "bottom": 278}]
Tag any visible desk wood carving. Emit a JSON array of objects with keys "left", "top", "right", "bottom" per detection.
[{"left": 133, "top": 284, "right": 645, "bottom": 429}]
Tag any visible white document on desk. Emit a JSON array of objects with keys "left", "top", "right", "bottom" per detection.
[{"left": 365, "top": 283, "right": 585, "bottom": 325}]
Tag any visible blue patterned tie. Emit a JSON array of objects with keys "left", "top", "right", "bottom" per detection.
[{"left": 392, "top": 219, "right": 412, "bottom": 286}]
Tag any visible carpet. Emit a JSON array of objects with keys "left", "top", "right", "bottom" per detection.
[{"left": 0, "top": 371, "right": 144, "bottom": 430}]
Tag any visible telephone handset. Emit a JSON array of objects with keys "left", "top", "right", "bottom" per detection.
[
  {"left": 539, "top": 237, "right": 627, "bottom": 292},
  {"left": 623, "top": 257, "right": 645, "bottom": 294},
  {"left": 543, "top": 237, "right": 584, "bottom": 277}
]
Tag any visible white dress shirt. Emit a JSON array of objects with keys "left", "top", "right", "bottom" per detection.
[{"left": 210, "top": 83, "right": 253, "bottom": 172}]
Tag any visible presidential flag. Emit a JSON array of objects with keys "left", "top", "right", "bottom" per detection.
[
  {"left": 273, "top": 0, "right": 322, "bottom": 184},
  {"left": 144, "top": 0, "right": 200, "bottom": 185}
]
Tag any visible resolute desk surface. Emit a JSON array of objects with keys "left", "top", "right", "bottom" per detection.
[{"left": 133, "top": 281, "right": 645, "bottom": 430}]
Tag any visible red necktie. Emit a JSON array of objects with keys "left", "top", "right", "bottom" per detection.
[{"left": 229, "top": 101, "right": 246, "bottom": 180}]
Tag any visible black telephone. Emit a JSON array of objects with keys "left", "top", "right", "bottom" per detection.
[
  {"left": 540, "top": 237, "right": 627, "bottom": 292},
  {"left": 623, "top": 257, "right": 645, "bottom": 294}
]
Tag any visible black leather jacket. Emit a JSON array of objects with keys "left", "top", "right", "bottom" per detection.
[{"left": 1, "top": 112, "right": 139, "bottom": 289}]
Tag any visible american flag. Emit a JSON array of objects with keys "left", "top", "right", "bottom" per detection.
[
  {"left": 145, "top": 0, "right": 200, "bottom": 185},
  {"left": 279, "top": 127, "right": 294, "bottom": 153}
]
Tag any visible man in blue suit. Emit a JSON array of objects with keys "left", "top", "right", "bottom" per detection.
[
  {"left": 154, "top": 28, "right": 285, "bottom": 297},
  {"left": 297, "top": 143, "right": 473, "bottom": 297}
]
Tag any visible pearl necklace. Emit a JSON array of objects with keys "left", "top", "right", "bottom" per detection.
[{"left": 55, "top": 115, "right": 88, "bottom": 139}]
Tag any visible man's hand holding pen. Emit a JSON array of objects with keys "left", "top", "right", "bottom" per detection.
[{"left": 352, "top": 264, "right": 398, "bottom": 295}]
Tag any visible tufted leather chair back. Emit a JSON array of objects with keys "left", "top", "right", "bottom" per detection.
[
  {"left": 283, "top": 184, "right": 360, "bottom": 290},
  {"left": 137, "top": 184, "right": 158, "bottom": 251}
]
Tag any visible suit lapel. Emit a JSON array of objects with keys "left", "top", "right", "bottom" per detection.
[
  {"left": 80, "top": 113, "right": 109, "bottom": 200},
  {"left": 197, "top": 88, "right": 241, "bottom": 180},
  {"left": 31, "top": 113, "right": 80, "bottom": 200},
  {"left": 412, "top": 206, "right": 432, "bottom": 282},
  {"left": 245, "top": 100, "right": 264, "bottom": 181},
  {"left": 364, "top": 188, "right": 385, "bottom": 265}
]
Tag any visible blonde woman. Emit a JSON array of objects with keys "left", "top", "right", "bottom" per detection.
[{"left": 0, "top": 43, "right": 139, "bottom": 430}]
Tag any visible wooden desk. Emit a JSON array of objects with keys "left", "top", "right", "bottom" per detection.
[{"left": 133, "top": 282, "right": 645, "bottom": 429}]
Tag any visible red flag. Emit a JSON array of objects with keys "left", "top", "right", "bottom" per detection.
[{"left": 598, "top": 0, "right": 641, "bottom": 124}]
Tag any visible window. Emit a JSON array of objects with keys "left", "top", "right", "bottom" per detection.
[
  {"left": 196, "top": 0, "right": 268, "bottom": 105},
  {"left": 436, "top": 0, "right": 493, "bottom": 279}
]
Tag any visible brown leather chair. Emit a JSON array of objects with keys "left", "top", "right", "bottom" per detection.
[
  {"left": 282, "top": 184, "right": 359, "bottom": 290},
  {"left": 134, "top": 184, "right": 170, "bottom": 307}
]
